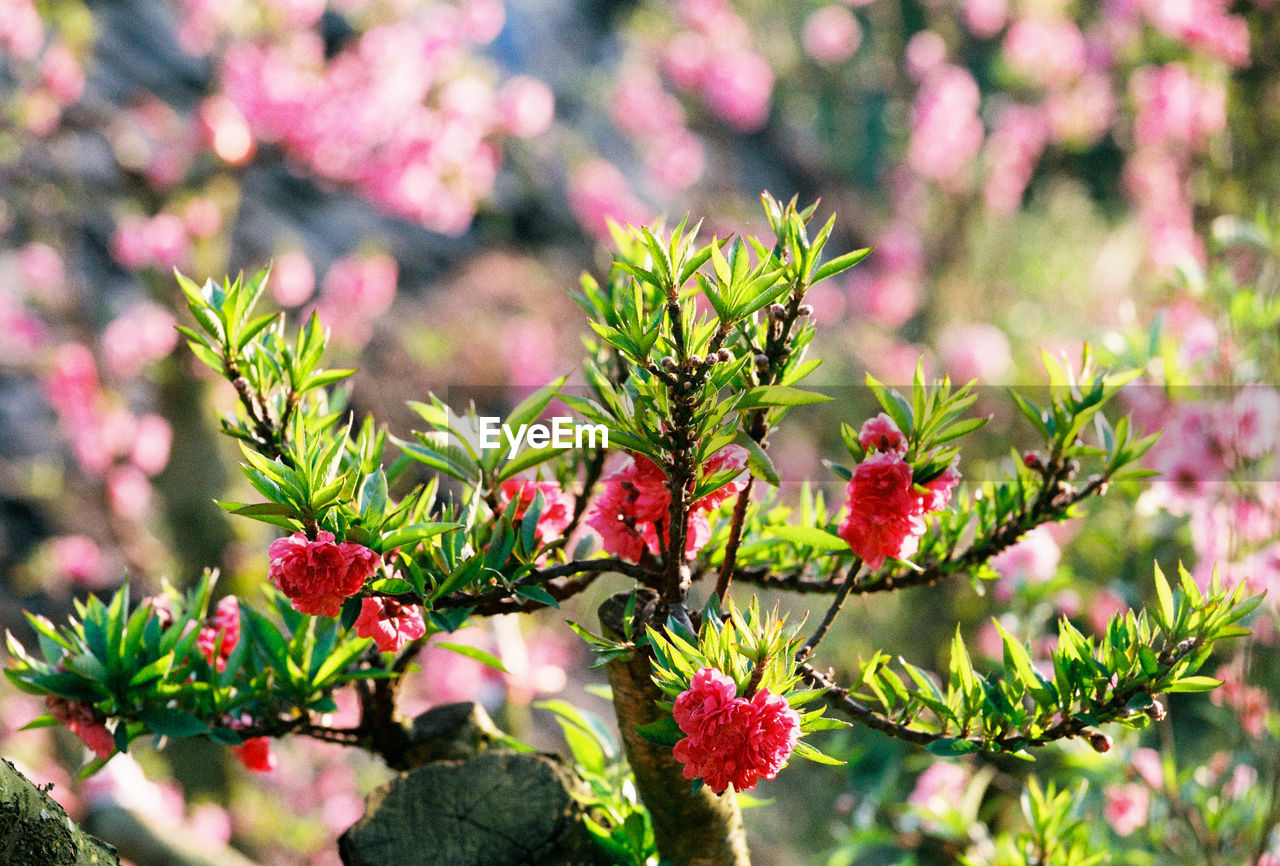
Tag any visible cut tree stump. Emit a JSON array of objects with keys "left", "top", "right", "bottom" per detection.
[
  {"left": 338, "top": 749, "right": 598, "bottom": 866},
  {"left": 0, "top": 758, "right": 118, "bottom": 866}
]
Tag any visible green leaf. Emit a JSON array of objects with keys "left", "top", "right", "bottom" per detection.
[
  {"left": 635, "top": 717, "right": 685, "bottom": 747},
  {"left": 369, "top": 577, "right": 415, "bottom": 596},
  {"left": 792, "top": 740, "right": 846, "bottom": 765},
  {"left": 380, "top": 522, "right": 459, "bottom": 551},
  {"left": 736, "top": 386, "right": 833, "bottom": 410},
  {"left": 138, "top": 707, "right": 209, "bottom": 738},
  {"left": 736, "top": 434, "right": 779, "bottom": 486},
  {"left": 437, "top": 642, "right": 508, "bottom": 673},
  {"left": 810, "top": 247, "right": 872, "bottom": 284},
  {"left": 925, "top": 738, "right": 980, "bottom": 756},
  {"left": 514, "top": 585, "right": 560, "bottom": 608},
  {"left": 1165, "top": 675, "right": 1221, "bottom": 693},
  {"left": 1152, "top": 562, "right": 1175, "bottom": 631},
  {"left": 767, "top": 525, "right": 848, "bottom": 553}
]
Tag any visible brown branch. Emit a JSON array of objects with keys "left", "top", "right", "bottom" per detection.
[
  {"left": 801, "top": 635, "right": 1205, "bottom": 753},
  {"left": 434, "top": 557, "right": 657, "bottom": 614}
]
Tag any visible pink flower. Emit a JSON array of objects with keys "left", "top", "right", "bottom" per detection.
[
  {"left": 48, "top": 535, "right": 105, "bottom": 587},
  {"left": 837, "top": 452, "right": 927, "bottom": 569},
  {"left": 1002, "top": 16, "right": 1087, "bottom": 89},
  {"left": 802, "top": 6, "right": 861, "bottom": 65},
  {"left": 700, "top": 50, "right": 773, "bottom": 132},
  {"left": 908, "top": 65, "right": 983, "bottom": 185},
  {"left": 694, "top": 444, "right": 750, "bottom": 511},
  {"left": 17, "top": 242, "right": 64, "bottom": 293},
  {"left": 1103, "top": 783, "right": 1149, "bottom": 837},
  {"left": 586, "top": 446, "right": 748, "bottom": 562},
  {"left": 908, "top": 761, "right": 971, "bottom": 808},
  {"left": 568, "top": 159, "right": 652, "bottom": 240},
  {"left": 271, "top": 250, "right": 316, "bottom": 307},
  {"left": 989, "top": 525, "right": 1060, "bottom": 583},
  {"left": 46, "top": 695, "right": 114, "bottom": 761},
  {"left": 1130, "top": 747, "right": 1164, "bottom": 789},
  {"left": 919, "top": 460, "right": 961, "bottom": 511},
  {"left": 197, "top": 596, "right": 241, "bottom": 672},
  {"left": 671, "top": 667, "right": 801, "bottom": 794},
  {"left": 964, "top": 0, "right": 1008, "bottom": 38},
  {"left": 858, "top": 413, "right": 907, "bottom": 454},
  {"left": 498, "top": 478, "right": 574, "bottom": 547},
  {"left": 353, "top": 596, "right": 427, "bottom": 653},
  {"left": 268, "top": 531, "right": 380, "bottom": 617},
  {"left": 233, "top": 737, "right": 276, "bottom": 773},
  {"left": 496, "top": 76, "right": 555, "bottom": 138},
  {"left": 130, "top": 414, "right": 173, "bottom": 476}
]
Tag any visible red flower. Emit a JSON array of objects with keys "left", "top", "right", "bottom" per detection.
[
  {"left": 586, "top": 446, "right": 748, "bottom": 563},
  {"left": 498, "top": 478, "right": 574, "bottom": 547},
  {"left": 353, "top": 596, "right": 427, "bottom": 653},
  {"left": 694, "top": 444, "right": 750, "bottom": 511},
  {"left": 859, "top": 413, "right": 908, "bottom": 454},
  {"left": 233, "top": 737, "right": 276, "bottom": 773},
  {"left": 197, "top": 595, "right": 241, "bottom": 671},
  {"left": 670, "top": 667, "right": 801, "bottom": 794},
  {"left": 837, "top": 451, "right": 927, "bottom": 569},
  {"left": 268, "top": 531, "right": 380, "bottom": 617},
  {"left": 919, "top": 460, "right": 961, "bottom": 512},
  {"left": 46, "top": 695, "right": 114, "bottom": 761}
]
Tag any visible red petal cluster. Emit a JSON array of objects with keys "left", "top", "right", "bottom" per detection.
[
  {"left": 353, "top": 595, "right": 427, "bottom": 653},
  {"left": 498, "top": 478, "right": 574, "bottom": 547},
  {"left": 233, "top": 737, "right": 276, "bottom": 773},
  {"left": 46, "top": 695, "right": 114, "bottom": 761},
  {"left": 586, "top": 445, "right": 749, "bottom": 563},
  {"left": 837, "top": 426, "right": 962, "bottom": 569},
  {"left": 670, "top": 667, "right": 801, "bottom": 794},
  {"left": 196, "top": 595, "right": 241, "bottom": 671},
  {"left": 858, "top": 412, "right": 908, "bottom": 453},
  {"left": 267, "top": 530, "right": 380, "bottom": 617}
]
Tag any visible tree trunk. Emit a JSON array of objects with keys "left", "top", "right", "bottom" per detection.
[
  {"left": 600, "top": 593, "right": 751, "bottom": 866},
  {"left": 0, "top": 757, "right": 118, "bottom": 865}
]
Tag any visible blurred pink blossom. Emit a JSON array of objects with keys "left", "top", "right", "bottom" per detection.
[
  {"left": 130, "top": 414, "right": 173, "bottom": 476},
  {"left": 102, "top": 303, "right": 179, "bottom": 379},
  {"left": 847, "top": 270, "right": 921, "bottom": 329},
  {"left": 645, "top": 129, "right": 706, "bottom": 194},
  {"left": 802, "top": 6, "right": 861, "bottom": 65},
  {"left": 1003, "top": 16, "right": 1087, "bottom": 89},
  {"left": 1088, "top": 589, "right": 1128, "bottom": 635},
  {"left": 271, "top": 249, "right": 316, "bottom": 307},
  {"left": 989, "top": 526, "right": 1060, "bottom": 583},
  {"left": 17, "top": 242, "right": 65, "bottom": 294},
  {"left": 1131, "top": 746, "right": 1164, "bottom": 788},
  {"left": 1140, "top": 0, "right": 1250, "bottom": 66},
  {"left": 908, "top": 761, "right": 971, "bottom": 808},
  {"left": 40, "top": 44, "right": 85, "bottom": 106},
  {"left": 908, "top": 65, "right": 983, "bottom": 185},
  {"left": 496, "top": 76, "right": 555, "bottom": 138},
  {"left": 460, "top": 0, "right": 504, "bottom": 44},
  {"left": 1131, "top": 64, "right": 1226, "bottom": 151},
  {"left": 316, "top": 253, "right": 398, "bottom": 346},
  {"left": 1044, "top": 73, "right": 1115, "bottom": 146},
  {"left": 937, "top": 321, "right": 1012, "bottom": 383},
  {"left": 48, "top": 535, "right": 106, "bottom": 587},
  {"left": 0, "top": 0, "right": 42, "bottom": 61},
  {"left": 612, "top": 68, "right": 685, "bottom": 137},
  {"left": 701, "top": 49, "right": 773, "bottom": 132},
  {"left": 905, "top": 31, "right": 948, "bottom": 82},
  {"left": 983, "top": 104, "right": 1047, "bottom": 213},
  {"left": 568, "top": 159, "right": 652, "bottom": 240},
  {"left": 1230, "top": 387, "right": 1280, "bottom": 460},
  {"left": 1104, "top": 783, "right": 1149, "bottom": 836},
  {"left": 107, "top": 465, "right": 153, "bottom": 519},
  {"left": 964, "top": 0, "right": 1008, "bottom": 38}
]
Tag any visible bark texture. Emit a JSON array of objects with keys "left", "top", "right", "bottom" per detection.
[
  {"left": 0, "top": 757, "right": 118, "bottom": 866},
  {"left": 600, "top": 592, "right": 751, "bottom": 866},
  {"left": 338, "top": 749, "right": 597, "bottom": 866}
]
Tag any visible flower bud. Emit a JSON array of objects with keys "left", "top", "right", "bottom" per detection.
[
  {"left": 755, "top": 353, "right": 770, "bottom": 368},
  {"left": 1145, "top": 699, "right": 1166, "bottom": 722},
  {"left": 716, "top": 348, "right": 734, "bottom": 363},
  {"left": 797, "top": 304, "right": 813, "bottom": 317},
  {"left": 1089, "top": 732, "right": 1113, "bottom": 753},
  {"left": 661, "top": 356, "right": 678, "bottom": 372},
  {"left": 689, "top": 354, "right": 702, "bottom": 367},
  {"left": 768, "top": 303, "right": 787, "bottom": 321},
  {"left": 1022, "top": 451, "right": 1043, "bottom": 471}
]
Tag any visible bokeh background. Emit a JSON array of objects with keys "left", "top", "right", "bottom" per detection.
[{"left": 1, "top": 0, "right": 1278, "bottom": 863}]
